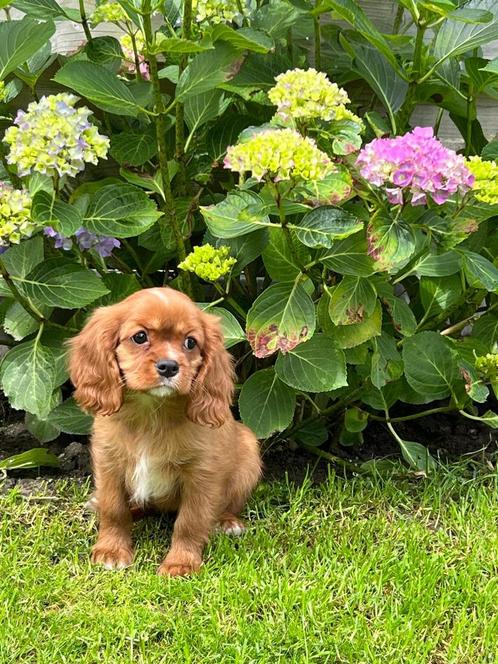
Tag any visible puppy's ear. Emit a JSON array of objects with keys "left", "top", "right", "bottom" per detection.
[
  {"left": 187, "top": 312, "right": 234, "bottom": 428},
  {"left": 67, "top": 305, "right": 123, "bottom": 416}
]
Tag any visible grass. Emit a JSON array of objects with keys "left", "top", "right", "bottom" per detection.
[{"left": 1, "top": 462, "right": 498, "bottom": 664}]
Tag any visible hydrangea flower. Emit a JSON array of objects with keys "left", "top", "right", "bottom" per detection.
[
  {"left": 224, "top": 128, "right": 334, "bottom": 182},
  {"left": 120, "top": 33, "right": 150, "bottom": 80},
  {"left": 466, "top": 156, "right": 498, "bottom": 205},
  {"left": 0, "top": 81, "right": 6, "bottom": 103},
  {"left": 0, "top": 183, "right": 36, "bottom": 249},
  {"left": 269, "top": 68, "right": 351, "bottom": 123},
  {"left": 475, "top": 353, "right": 498, "bottom": 381},
  {"left": 44, "top": 227, "right": 120, "bottom": 258},
  {"left": 91, "top": 1, "right": 127, "bottom": 24},
  {"left": 356, "top": 127, "right": 474, "bottom": 206},
  {"left": 178, "top": 244, "right": 236, "bottom": 281},
  {"left": 4, "top": 93, "right": 110, "bottom": 178},
  {"left": 193, "top": 0, "right": 245, "bottom": 24}
]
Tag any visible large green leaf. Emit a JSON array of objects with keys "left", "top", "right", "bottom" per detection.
[
  {"left": 176, "top": 43, "right": 243, "bottom": 100},
  {"left": 11, "top": 0, "right": 67, "bottom": 19},
  {"left": 201, "top": 191, "right": 271, "bottom": 239},
  {"left": 50, "top": 398, "right": 93, "bottom": 435},
  {"left": 25, "top": 412, "right": 60, "bottom": 443},
  {"left": 246, "top": 281, "right": 316, "bottom": 358},
  {"left": 0, "top": 337, "right": 59, "bottom": 418},
  {"left": 461, "top": 250, "right": 498, "bottom": 291},
  {"left": 211, "top": 25, "right": 274, "bottom": 54},
  {"left": 420, "top": 275, "right": 462, "bottom": 316},
  {"left": 239, "top": 368, "right": 296, "bottom": 438},
  {"left": 367, "top": 215, "right": 416, "bottom": 272},
  {"left": 109, "top": 127, "right": 158, "bottom": 166},
  {"left": 319, "top": 233, "right": 375, "bottom": 276},
  {"left": 398, "top": 439, "right": 436, "bottom": 473},
  {"left": 0, "top": 447, "right": 59, "bottom": 471},
  {"left": 262, "top": 228, "right": 311, "bottom": 281},
  {"left": 319, "top": 293, "right": 382, "bottom": 348},
  {"left": 275, "top": 334, "right": 347, "bottom": 393},
  {"left": 14, "top": 259, "right": 109, "bottom": 309},
  {"left": 3, "top": 302, "right": 50, "bottom": 341},
  {"left": 294, "top": 206, "right": 362, "bottom": 249},
  {"left": 0, "top": 18, "right": 55, "bottom": 79},
  {"left": 198, "top": 304, "right": 245, "bottom": 349},
  {"left": 152, "top": 35, "right": 213, "bottom": 54},
  {"left": 252, "top": 0, "right": 307, "bottom": 39},
  {"left": 1, "top": 235, "right": 44, "bottom": 278},
  {"left": 413, "top": 251, "right": 462, "bottom": 276},
  {"left": 211, "top": 230, "right": 268, "bottom": 275},
  {"left": 329, "top": 277, "right": 377, "bottom": 326},
  {"left": 31, "top": 191, "right": 82, "bottom": 236},
  {"left": 84, "top": 184, "right": 161, "bottom": 237},
  {"left": 370, "top": 332, "right": 403, "bottom": 389},
  {"left": 402, "top": 331, "right": 459, "bottom": 399},
  {"left": 472, "top": 312, "right": 498, "bottom": 350},
  {"left": 206, "top": 115, "right": 253, "bottom": 161},
  {"left": 376, "top": 284, "right": 417, "bottom": 336},
  {"left": 54, "top": 61, "right": 143, "bottom": 116},
  {"left": 184, "top": 89, "right": 230, "bottom": 134},
  {"left": 85, "top": 36, "right": 123, "bottom": 71}
]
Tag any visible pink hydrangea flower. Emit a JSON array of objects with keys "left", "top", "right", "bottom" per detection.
[{"left": 356, "top": 127, "right": 474, "bottom": 206}]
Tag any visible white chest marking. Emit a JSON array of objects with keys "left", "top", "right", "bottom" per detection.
[{"left": 131, "top": 453, "right": 176, "bottom": 505}]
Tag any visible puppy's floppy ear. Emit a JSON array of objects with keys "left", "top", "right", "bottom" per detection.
[
  {"left": 67, "top": 305, "right": 123, "bottom": 416},
  {"left": 187, "top": 312, "right": 234, "bottom": 428}
]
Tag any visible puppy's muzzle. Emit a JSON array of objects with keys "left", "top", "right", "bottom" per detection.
[{"left": 156, "top": 359, "right": 179, "bottom": 379}]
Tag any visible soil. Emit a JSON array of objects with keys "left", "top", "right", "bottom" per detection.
[{"left": 1, "top": 400, "right": 496, "bottom": 494}]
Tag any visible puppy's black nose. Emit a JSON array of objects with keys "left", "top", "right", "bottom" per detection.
[{"left": 156, "top": 359, "right": 179, "bottom": 378}]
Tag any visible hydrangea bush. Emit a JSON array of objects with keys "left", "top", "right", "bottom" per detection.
[{"left": 0, "top": 0, "right": 498, "bottom": 472}]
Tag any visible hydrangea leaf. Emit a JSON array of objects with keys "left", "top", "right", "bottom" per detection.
[
  {"left": 472, "top": 312, "right": 498, "bottom": 350},
  {"left": 239, "top": 368, "right": 296, "bottom": 438},
  {"left": 319, "top": 233, "right": 375, "bottom": 277},
  {"left": 262, "top": 228, "right": 311, "bottom": 282},
  {"left": 25, "top": 412, "right": 60, "bottom": 443},
  {"left": 184, "top": 89, "right": 230, "bottom": 134},
  {"left": 1, "top": 235, "right": 44, "bottom": 278},
  {"left": 198, "top": 305, "right": 245, "bottom": 349},
  {"left": 110, "top": 127, "right": 158, "bottom": 166},
  {"left": 4, "top": 301, "right": 51, "bottom": 341},
  {"left": 461, "top": 249, "right": 498, "bottom": 291},
  {"left": 376, "top": 283, "right": 417, "bottom": 336},
  {"left": 320, "top": 294, "right": 383, "bottom": 349},
  {"left": 329, "top": 276, "right": 378, "bottom": 326},
  {"left": 413, "top": 251, "right": 462, "bottom": 276},
  {"left": 0, "top": 447, "right": 60, "bottom": 471},
  {"left": 85, "top": 36, "right": 123, "bottom": 72},
  {"left": 50, "top": 398, "right": 93, "bottom": 435},
  {"left": 176, "top": 43, "right": 243, "bottom": 101},
  {"left": 402, "top": 331, "right": 460, "bottom": 399},
  {"left": 367, "top": 215, "right": 416, "bottom": 272},
  {"left": 296, "top": 167, "right": 353, "bottom": 207},
  {"left": 11, "top": 0, "right": 67, "bottom": 20},
  {"left": 210, "top": 25, "right": 274, "bottom": 54},
  {"left": 209, "top": 230, "right": 268, "bottom": 276},
  {"left": 420, "top": 275, "right": 462, "bottom": 316},
  {"left": 201, "top": 191, "right": 271, "bottom": 239},
  {"left": 275, "top": 334, "right": 347, "bottom": 393},
  {"left": 399, "top": 439, "right": 437, "bottom": 473},
  {"left": 0, "top": 18, "right": 55, "bottom": 79},
  {"left": 32, "top": 191, "right": 83, "bottom": 236},
  {"left": 294, "top": 206, "right": 362, "bottom": 249},
  {"left": 84, "top": 184, "right": 162, "bottom": 238},
  {"left": 246, "top": 282, "right": 316, "bottom": 358},
  {"left": 370, "top": 332, "right": 404, "bottom": 389}
]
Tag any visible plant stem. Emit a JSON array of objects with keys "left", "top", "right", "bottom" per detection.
[
  {"left": 142, "top": 0, "right": 192, "bottom": 295},
  {"left": 392, "top": 4, "right": 404, "bottom": 33},
  {"left": 0, "top": 257, "right": 44, "bottom": 322},
  {"left": 78, "top": 0, "right": 92, "bottom": 41},
  {"left": 368, "top": 405, "right": 455, "bottom": 423},
  {"left": 300, "top": 445, "right": 365, "bottom": 474},
  {"left": 396, "top": 22, "right": 426, "bottom": 132},
  {"left": 127, "top": 26, "right": 143, "bottom": 82},
  {"left": 175, "top": 0, "right": 192, "bottom": 196},
  {"left": 314, "top": 7, "right": 321, "bottom": 70}
]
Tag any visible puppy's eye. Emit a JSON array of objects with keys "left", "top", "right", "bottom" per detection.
[
  {"left": 132, "top": 331, "right": 148, "bottom": 345},
  {"left": 184, "top": 336, "right": 197, "bottom": 350}
]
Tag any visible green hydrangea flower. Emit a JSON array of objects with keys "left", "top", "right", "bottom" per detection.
[
  {"left": 178, "top": 245, "right": 236, "bottom": 281},
  {"left": 475, "top": 353, "right": 498, "bottom": 381},
  {"left": 466, "top": 156, "right": 498, "bottom": 204},
  {"left": 268, "top": 68, "right": 351, "bottom": 123},
  {"left": 0, "top": 183, "right": 36, "bottom": 249},
  {"left": 4, "top": 93, "right": 109, "bottom": 178},
  {"left": 224, "top": 128, "right": 335, "bottom": 182},
  {"left": 0, "top": 81, "right": 6, "bottom": 104},
  {"left": 91, "top": 1, "right": 127, "bottom": 24},
  {"left": 192, "top": 0, "right": 245, "bottom": 24}
]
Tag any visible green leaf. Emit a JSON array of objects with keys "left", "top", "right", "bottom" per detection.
[
  {"left": 262, "top": 227, "right": 311, "bottom": 281},
  {"left": 319, "top": 233, "right": 375, "bottom": 276},
  {"left": 292, "top": 419, "right": 328, "bottom": 447},
  {"left": 14, "top": 259, "right": 109, "bottom": 309},
  {"left": 85, "top": 36, "right": 123, "bottom": 71},
  {"left": 472, "top": 312, "right": 498, "bottom": 350},
  {"left": 414, "top": 251, "right": 462, "bottom": 276},
  {"left": 461, "top": 409, "right": 498, "bottom": 429},
  {"left": 367, "top": 215, "right": 416, "bottom": 272},
  {"left": 50, "top": 398, "right": 93, "bottom": 435},
  {"left": 322, "top": 294, "right": 382, "bottom": 349},
  {"left": 84, "top": 184, "right": 161, "bottom": 238},
  {"left": 184, "top": 89, "right": 230, "bottom": 134},
  {"left": 252, "top": 0, "right": 307, "bottom": 39},
  {"left": 110, "top": 127, "right": 158, "bottom": 166},
  {"left": 3, "top": 302, "right": 50, "bottom": 341},
  {"left": 25, "top": 412, "right": 60, "bottom": 443},
  {"left": 402, "top": 331, "right": 459, "bottom": 399},
  {"left": 210, "top": 230, "right": 268, "bottom": 275},
  {"left": 0, "top": 447, "right": 59, "bottom": 471},
  {"left": 31, "top": 191, "right": 82, "bottom": 236},
  {"left": 344, "top": 407, "right": 369, "bottom": 433},
  {"left": 294, "top": 206, "right": 362, "bottom": 249},
  {"left": 246, "top": 282, "right": 316, "bottom": 358},
  {"left": 201, "top": 191, "right": 271, "bottom": 239},
  {"left": 53, "top": 61, "right": 143, "bottom": 116},
  {"left": 176, "top": 43, "right": 243, "bottom": 101},
  {"left": 11, "top": 0, "right": 66, "bottom": 19},
  {"left": 377, "top": 287, "right": 417, "bottom": 337},
  {"left": 152, "top": 35, "right": 213, "bottom": 54},
  {"left": 329, "top": 277, "right": 377, "bottom": 325},
  {"left": 370, "top": 332, "right": 403, "bottom": 389},
  {"left": 481, "top": 139, "right": 498, "bottom": 160},
  {"left": 198, "top": 305, "right": 245, "bottom": 349},
  {"left": 207, "top": 115, "right": 253, "bottom": 161},
  {"left": 210, "top": 25, "right": 274, "bottom": 54},
  {"left": 275, "top": 334, "right": 347, "bottom": 393},
  {"left": 0, "top": 18, "right": 55, "bottom": 79},
  {"left": 420, "top": 275, "right": 462, "bottom": 316},
  {"left": 0, "top": 337, "right": 59, "bottom": 418},
  {"left": 398, "top": 439, "right": 436, "bottom": 473},
  {"left": 462, "top": 250, "right": 498, "bottom": 291},
  {"left": 1, "top": 235, "right": 43, "bottom": 278},
  {"left": 239, "top": 368, "right": 296, "bottom": 438},
  {"left": 296, "top": 168, "right": 353, "bottom": 207}
]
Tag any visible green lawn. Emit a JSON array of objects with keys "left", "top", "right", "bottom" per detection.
[{"left": 1, "top": 463, "right": 497, "bottom": 664}]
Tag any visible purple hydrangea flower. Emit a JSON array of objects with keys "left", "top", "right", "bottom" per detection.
[
  {"left": 356, "top": 127, "right": 474, "bottom": 206},
  {"left": 44, "top": 226, "right": 120, "bottom": 257}
]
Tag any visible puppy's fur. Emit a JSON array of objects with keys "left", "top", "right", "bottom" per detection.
[{"left": 69, "top": 287, "right": 261, "bottom": 576}]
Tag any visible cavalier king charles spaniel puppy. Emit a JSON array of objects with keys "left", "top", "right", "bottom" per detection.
[{"left": 68, "top": 287, "right": 261, "bottom": 577}]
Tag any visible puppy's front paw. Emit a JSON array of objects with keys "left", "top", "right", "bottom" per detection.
[
  {"left": 157, "top": 552, "right": 201, "bottom": 577},
  {"left": 92, "top": 544, "right": 134, "bottom": 570}
]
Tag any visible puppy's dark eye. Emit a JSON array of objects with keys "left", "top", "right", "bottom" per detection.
[
  {"left": 184, "top": 337, "right": 197, "bottom": 350},
  {"left": 132, "top": 331, "right": 148, "bottom": 345}
]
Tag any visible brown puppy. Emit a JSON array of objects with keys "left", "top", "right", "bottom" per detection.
[{"left": 68, "top": 287, "right": 261, "bottom": 576}]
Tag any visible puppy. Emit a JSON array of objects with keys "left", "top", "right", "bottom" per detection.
[{"left": 68, "top": 287, "right": 261, "bottom": 577}]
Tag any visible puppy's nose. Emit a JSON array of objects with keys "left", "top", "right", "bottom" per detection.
[{"left": 156, "top": 359, "right": 179, "bottom": 378}]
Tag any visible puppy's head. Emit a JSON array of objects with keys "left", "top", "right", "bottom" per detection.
[{"left": 68, "top": 288, "right": 234, "bottom": 427}]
